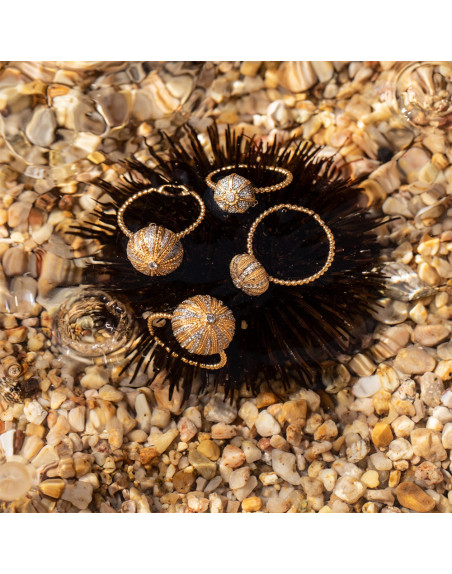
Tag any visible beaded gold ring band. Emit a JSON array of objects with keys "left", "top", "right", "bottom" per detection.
[
  {"left": 147, "top": 295, "right": 235, "bottom": 370},
  {"left": 230, "top": 204, "right": 336, "bottom": 296},
  {"left": 205, "top": 164, "right": 293, "bottom": 214},
  {"left": 117, "top": 184, "right": 205, "bottom": 277}
]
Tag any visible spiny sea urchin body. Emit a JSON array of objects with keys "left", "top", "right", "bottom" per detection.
[{"left": 72, "top": 123, "right": 385, "bottom": 400}]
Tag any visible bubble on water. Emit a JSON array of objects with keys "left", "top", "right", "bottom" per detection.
[
  {"left": 389, "top": 61, "right": 452, "bottom": 129},
  {"left": 53, "top": 289, "right": 137, "bottom": 364}
]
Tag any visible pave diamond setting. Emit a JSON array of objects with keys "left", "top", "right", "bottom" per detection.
[{"left": 213, "top": 174, "right": 255, "bottom": 214}]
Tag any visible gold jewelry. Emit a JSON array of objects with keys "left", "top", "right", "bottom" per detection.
[
  {"left": 147, "top": 295, "right": 235, "bottom": 370},
  {"left": 117, "top": 184, "right": 205, "bottom": 276},
  {"left": 230, "top": 204, "right": 335, "bottom": 296},
  {"left": 205, "top": 164, "right": 293, "bottom": 214}
]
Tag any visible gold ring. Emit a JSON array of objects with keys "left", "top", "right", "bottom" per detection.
[
  {"left": 146, "top": 295, "right": 235, "bottom": 370},
  {"left": 117, "top": 184, "right": 206, "bottom": 277},
  {"left": 230, "top": 204, "right": 335, "bottom": 296},
  {"left": 205, "top": 164, "right": 293, "bottom": 214}
]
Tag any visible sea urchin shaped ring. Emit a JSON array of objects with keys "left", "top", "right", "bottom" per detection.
[
  {"left": 117, "top": 184, "right": 206, "bottom": 276},
  {"left": 230, "top": 204, "right": 336, "bottom": 296},
  {"left": 147, "top": 295, "right": 235, "bottom": 370},
  {"left": 205, "top": 164, "right": 293, "bottom": 214}
]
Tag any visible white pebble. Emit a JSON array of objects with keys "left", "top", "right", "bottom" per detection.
[
  {"left": 255, "top": 410, "right": 281, "bottom": 437},
  {"left": 271, "top": 449, "right": 301, "bottom": 485},
  {"left": 23, "top": 400, "right": 47, "bottom": 425},
  {"left": 334, "top": 476, "right": 366, "bottom": 504},
  {"left": 352, "top": 374, "right": 381, "bottom": 398}
]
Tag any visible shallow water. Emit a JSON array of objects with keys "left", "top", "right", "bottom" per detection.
[{"left": 1, "top": 61, "right": 452, "bottom": 513}]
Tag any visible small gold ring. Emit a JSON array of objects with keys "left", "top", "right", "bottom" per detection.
[
  {"left": 205, "top": 164, "right": 293, "bottom": 214},
  {"left": 117, "top": 184, "right": 206, "bottom": 277},
  {"left": 146, "top": 295, "right": 235, "bottom": 370},
  {"left": 230, "top": 204, "right": 335, "bottom": 296}
]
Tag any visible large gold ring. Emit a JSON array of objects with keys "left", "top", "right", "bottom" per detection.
[
  {"left": 117, "top": 184, "right": 206, "bottom": 277},
  {"left": 205, "top": 164, "right": 293, "bottom": 214},
  {"left": 147, "top": 295, "right": 235, "bottom": 370},
  {"left": 230, "top": 204, "right": 335, "bottom": 296}
]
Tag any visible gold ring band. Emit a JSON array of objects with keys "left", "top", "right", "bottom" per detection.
[
  {"left": 230, "top": 204, "right": 335, "bottom": 295},
  {"left": 147, "top": 312, "right": 227, "bottom": 370},
  {"left": 205, "top": 164, "right": 293, "bottom": 194},
  {"left": 117, "top": 184, "right": 205, "bottom": 239},
  {"left": 117, "top": 184, "right": 206, "bottom": 277}
]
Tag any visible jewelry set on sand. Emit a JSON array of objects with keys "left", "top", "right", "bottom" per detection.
[{"left": 116, "top": 165, "right": 336, "bottom": 371}]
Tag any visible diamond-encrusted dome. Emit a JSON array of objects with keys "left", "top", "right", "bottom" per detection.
[
  {"left": 171, "top": 295, "right": 235, "bottom": 355},
  {"left": 213, "top": 173, "right": 255, "bottom": 213},
  {"left": 126, "top": 224, "right": 183, "bottom": 276}
]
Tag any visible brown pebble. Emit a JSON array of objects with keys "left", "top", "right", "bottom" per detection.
[
  {"left": 396, "top": 482, "right": 435, "bottom": 512},
  {"left": 371, "top": 422, "right": 393, "bottom": 448},
  {"left": 256, "top": 392, "right": 279, "bottom": 409},
  {"left": 197, "top": 440, "right": 221, "bottom": 461},
  {"left": 280, "top": 400, "right": 307, "bottom": 426},
  {"left": 173, "top": 470, "right": 196, "bottom": 494},
  {"left": 242, "top": 496, "right": 262, "bottom": 512},
  {"left": 139, "top": 446, "right": 159, "bottom": 465},
  {"left": 38, "top": 478, "right": 66, "bottom": 499}
]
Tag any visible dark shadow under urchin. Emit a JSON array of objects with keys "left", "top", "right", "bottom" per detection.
[{"left": 72, "top": 123, "right": 386, "bottom": 401}]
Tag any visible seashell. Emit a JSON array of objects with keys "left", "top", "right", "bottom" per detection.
[
  {"left": 171, "top": 295, "right": 235, "bottom": 355},
  {"left": 382, "top": 262, "right": 436, "bottom": 302},
  {"left": 126, "top": 224, "right": 183, "bottom": 277},
  {"left": 213, "top": 174, "right": 255, "bottom": 214},
  {"left": 2, "top": 356, "right": 26, "bottom": 379},
  {"left": 0, "top": 378, "right": 23, "bottom": 404},
  {"left": 230, "top": 254, "right": 269, "bottom": 296}
]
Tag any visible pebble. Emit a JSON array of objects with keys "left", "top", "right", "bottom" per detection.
[
  {"left": 441, "top": 388, "right": 452, "bottom": 408},
  {"left": 135, "top": 393, "right": 151, "bottom": 432},
  {"left": 387, "top": 438, "right": 414, "bottom": 461},
  {"left": 391, "top": 416, "right": 415, "bottom": 438},
  {"left": 187, "top": 450, "right": 217, "bottom": 480},
  {"left": 238, "top": 401, "right": 258, "bottom": 428},
  {"left": 313, "top": 420, "right": 338, "bottom": 441},
  {"left": 149, "top": 428, "right": 178, "bottom": 454},
  {"left": 410, "top": 428, "right": 447, "bottom": 462},
  {"left": 38, "top": 478, "right": 65, "bottom": 499},
  {"left": 396, "top": 481, "right": 435, "bottom": 512},
  {"left": 150, "top": 407, "right": 171, "bottom": 429},
  {"left": 0, "top": 461, "right": 33, "bottom": 501},
  {"left": 334, "top": 476, "right": 366, "bottom": 504},
  {"left": 266, "top": 497, "right": 291, "bottom": 513},
  {"left": 360, "top": 470, "right": 380, "bottom": 489},
  {"left": 415, "top": 461, "right": 444, "bottom": 486},
  {"left": 414, "top": 324, "right": 449, "bottom": 347},
  {"left": 177, "top": 417, "right": 198, "bottom": 443},
  {"left": 255, "top": 410, "right": 281, "bottom": 437},
  {"left": 419, "top": 372, "right": 445, "bottom": 407},
  {"left": 242, "top": 496, "right": 262, "bottom": 512},
  {"left": 61, "top": 481, "right": 93, "bottom": 510},
  {"left": 221, "top": 445, "right": 246, "bottom": 468},
  {"left": 98, "top": 385, "right": 124, "bottom": 403},
  {"left": 173, "top": 470, "right": 196, "bottom": 494},
  {"left": 23, "top": 400, "right": 47, "bottom": 425},
  {"left": 371, "top": 422, "right": 393, "bottom": 448},
  {"left": 229, "top": 467, "right": 250, "bottom": 489},
  {"left": 80, "top": 366, "right": 109, "bottom": 389},
  {"left": 352, "top": 374, "right": 381, "bottom": 398},
  {"left": 210, "top": 423, "right": 237, "bottom": 439},
  {"left": 197, "top": 440, "right": 221, "bottom": 461},
  {"left": 441, "top": 422, "right": 452, "bottom": 449},
  {"left": 241, "top": 440, "right": 262, "bottom": 463},
  {"left": 279, "top": 400, "right": 307, "bottom": 426},
  {"left": 271, "top": 449, "right": 301, "bottom": 485},
  {"left": 394, "top": 347, "right": 436, "bottom": 375},
  {"left": 204, "top": 394, "right": 237, "bottom": 424},
  {"left": 233, "top": 476, "right": 258, "bottom": 502}
]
